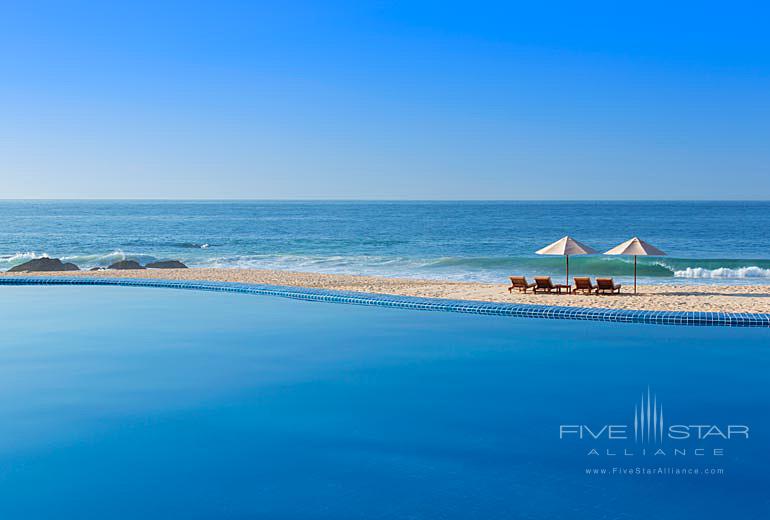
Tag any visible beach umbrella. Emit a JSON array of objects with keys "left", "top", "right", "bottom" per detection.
[
  {"left": 604, "top": 237, "right": 666, "bottom": 294},
  {"left": 536, "top": 236, "right": 598, "bottom": 286}
]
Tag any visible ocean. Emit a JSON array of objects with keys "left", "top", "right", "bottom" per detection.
[{"left": 2, "top": 200, "right": 769, "bottom": 285}]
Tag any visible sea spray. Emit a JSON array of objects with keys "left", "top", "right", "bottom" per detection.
[
  {"left": 673, "top": 266, "right": 770, "bottom": 279},
  {"left": 0, "top": 252, "right": 50, "bottom": 268}
]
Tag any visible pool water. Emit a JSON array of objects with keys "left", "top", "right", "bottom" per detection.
[{"left": 0, "top": 286, "right": 768, "bottom": 519}]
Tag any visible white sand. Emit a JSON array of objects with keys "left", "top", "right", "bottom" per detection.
[{"left": 2, "top": 268, "right": 770, "bottom": 314}]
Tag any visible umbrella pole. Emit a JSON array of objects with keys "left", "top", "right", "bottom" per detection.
[
  {"left": 566, "top": 255, "right": 569, "bottom": 287},
  {"left": 634, "top": 256, "right": 637, "bottom": 294}
]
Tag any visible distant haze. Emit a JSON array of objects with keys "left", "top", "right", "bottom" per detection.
[{"left": 1, "top": 2, "right": 769, "bottom": 199}]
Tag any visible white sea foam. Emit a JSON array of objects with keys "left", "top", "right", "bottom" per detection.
[
  {"left": 0, "top": 250, "right": 163, "bottom": 269},
  {"left": 59, "top": 250, "right": 157, "bottom": 267},
  {"left": 192, "top": 254, "right": 504, "bottom": 282},
  {"left": 61, "top": 250, "right": 128, "bottom": 265},
  {"left": 0, "top": 251, "right": 50, "bottom": 266},
  {"left": 674, "top": 266, "right": 770, "bottom": 279},
  {"left": 198, "top": 254, "right": 422, "bottom": 271}
]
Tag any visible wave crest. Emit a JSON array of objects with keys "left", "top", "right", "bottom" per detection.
[
  {"left": 0, "top": 252, "right": 50, "bottom": 266},
  {"left": 674, "top": 266, "right": 770, "bottom": 279}
]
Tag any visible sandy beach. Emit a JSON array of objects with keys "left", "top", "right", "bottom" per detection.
[{"left": 2, "top": 268, "right": 769, "bottom": 314}]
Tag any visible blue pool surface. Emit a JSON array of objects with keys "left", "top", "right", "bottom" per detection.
[{"left": 0, "top": 286, "right": 769, "bottom": 519}]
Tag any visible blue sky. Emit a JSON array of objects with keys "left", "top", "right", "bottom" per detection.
[{"left": 1, "top": 1, "right": 769, "bottom": 199}]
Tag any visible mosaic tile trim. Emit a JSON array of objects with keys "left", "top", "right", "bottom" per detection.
[{"left": 2, "top": 276, "right": 769, "bottom": 328}]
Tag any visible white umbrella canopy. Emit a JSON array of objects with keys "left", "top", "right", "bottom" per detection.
[
  {"left": 536, "top": 236, "right": 599, "bottom": 256},
  {"left": 605, "top": 237, "right": 666, "bottom": 256},
  {"left": 536, "top": 236, "right": 599, "bottom": 286},
  {"left": 604, "top": 237, "right": 666, "bottom": 293}
]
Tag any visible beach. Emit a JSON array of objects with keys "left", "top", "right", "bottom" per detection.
[{"left": 3, "top": 268, "right": 769, "bottom": 314}]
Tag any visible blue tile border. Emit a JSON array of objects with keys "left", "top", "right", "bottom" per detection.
[{"left": 1, "top": 276, "right": 769, "bottom": 328}]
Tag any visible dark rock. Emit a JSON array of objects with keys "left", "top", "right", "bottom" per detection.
[
  {"left": 90, "top": 267, "right": 104, "bottom": 271},
  {"left": 145, "top": 260, "right": 188, "bottom": 269},
  {"left": 107, "top": 260, "right": 145, "bottom": 270},
  {"left": 8, "top": 257, "right": 80, "bottom": 272}
]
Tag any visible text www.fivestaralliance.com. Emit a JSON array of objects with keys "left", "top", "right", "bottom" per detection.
[{"left": 586, "top": 467, "right": 725, "bottom": 477}]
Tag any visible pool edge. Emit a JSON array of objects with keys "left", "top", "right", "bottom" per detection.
[{"left": 2, "top": 276, "right": 769, "bottom": 328}]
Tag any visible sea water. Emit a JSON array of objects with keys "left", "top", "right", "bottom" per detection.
[{"left": 2, "top": 200, "right": 769, "bottom": 284}]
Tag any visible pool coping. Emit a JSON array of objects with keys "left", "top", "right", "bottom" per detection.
[{"left": 2, "top": 276, "right": 769, "bottom": 328}]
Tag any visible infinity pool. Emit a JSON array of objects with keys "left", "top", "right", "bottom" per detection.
[{"left": 1, "top": 286, "right": 768, "bottom": 519}]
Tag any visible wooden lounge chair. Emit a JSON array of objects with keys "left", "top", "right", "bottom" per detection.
[
  {"left": 596, "top": 278, "right": 622, "bottom": 294},
  {"left": 534, "top": 276, "right": 570, "bottom": 294},
  {"left": 573, "top": 277, "right": 597, "bottom": 294},
  {"left": 508, "top": 276, "right": 536, "bottom": 293}
]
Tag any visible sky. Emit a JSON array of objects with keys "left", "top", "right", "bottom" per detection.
[{"left": 1, "top": 1, "right": 769, "bottom": 200}]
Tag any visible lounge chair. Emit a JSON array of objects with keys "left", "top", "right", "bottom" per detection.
[
  {"left": 596, "top": 278, "right": 622, "bottom": 294},
  {"left": 534, "top": 276, "right": 570, "bottom": 294},
  {"left": 573, "top": 277, "right": 597, "bottom": 294},
  {"left": 508, "top": 276, "right": 536, "bottom": 293}
]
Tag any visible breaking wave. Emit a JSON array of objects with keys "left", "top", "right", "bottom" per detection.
[
  {"left": 194, "top": 255, "right": 770, "bottom": 282},
  {"left": 0, "top": 250, "right": 157, "bottom": 269},
  {"left": 0, "top": 251, "right": 50, "bottom": 267},
  {"left": 2, "top": 248, "right": 770, "bottom": 282},
  {"left": 673, "top": 266, "right": 770, "bottom": 279}
]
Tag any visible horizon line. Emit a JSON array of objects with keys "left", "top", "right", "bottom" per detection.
[{"left": 1, "top": 198, "right": 770, "bottom": 203}]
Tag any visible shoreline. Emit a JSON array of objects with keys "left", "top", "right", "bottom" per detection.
[{"left": 2, "top": 268, "right": 769, "bottom": 314}]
